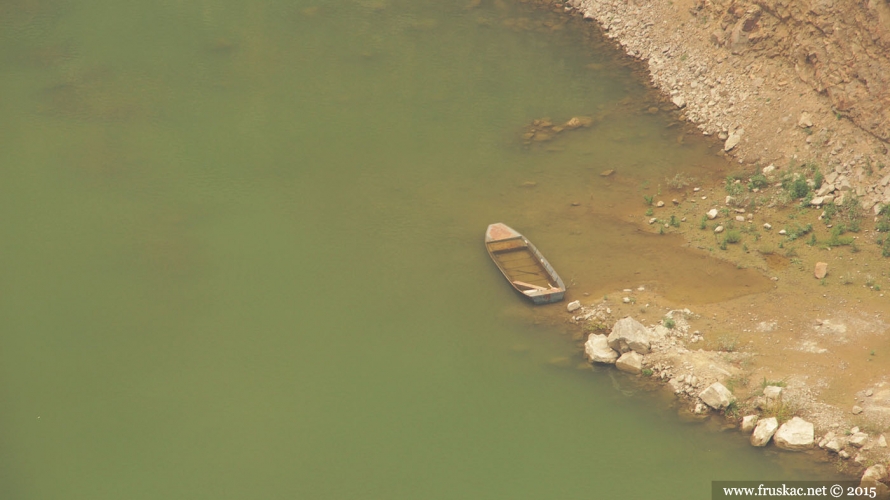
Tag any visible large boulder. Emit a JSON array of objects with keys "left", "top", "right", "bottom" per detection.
[
  {"left": 774, "top": 417, "right": 815, "bottom": 451},
  {"left": 699, "top": 382, "right": 735, "bottom": 410},
  {"left": 607, "top": 317, "right": 651, "bottom": 354},
  {"left": 615, "top": 351, "right": 643, "bottom": 374},
  {"left": 584, "top": 334, "right": 618, "bottom": 364},
  {"left": 861, "top": 464, "right": 887, "bottom": 486},
  {"left": 751, "top": 417, "right": 779, "bottom": 447}
]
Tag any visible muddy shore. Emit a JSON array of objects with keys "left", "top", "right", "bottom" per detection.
[{"left": 521, "top": 0, "right": 890, "bottom": 486}]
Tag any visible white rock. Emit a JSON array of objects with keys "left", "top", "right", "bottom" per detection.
[
  {"left": 774, "top": 417, "right": 815, "bottom": 451},
  {"left": 849, "top": 432, "right": 869, "bottom": 448},
  {"left": 616, "top": 351, "right": 643, "bottom": 374},
  {"left": 763, "top": 223, "right": 772, "bottom": 230},
  {"left": 567, "top": 300, "right": 581, "bottom": 312},
  {"left": 607, "top": 317, "right": 651, "bottom": 354},
  {"left": 724, "top": 133, "right": 741, "bottom": 151},
  {"left": 878, "top": 434, "right": 887, "bottom": 447},
  {"left": 778, "top": 229, "right": 787, "bottom": 235},
  {"left": 584, "top": 334, "right": 619, "bottom": 364},
  {"left": 762, "top": 164, "right": 776, "bottom": 175},
  {"left": 671, "top": 95, "right": 686, "bottom": 108},
  {"left": 714, "top": 225, "right": 724, "bottom": 233},
  {"left": 751, "top": 417, "right": 779, "bottom": 446},
  {"left": 810, "top": 196, "right": 824, "bottom": 206},
  {"left": 798, "top": 112, "right": 814, "bottom": 128},
  {"left": 699, "top": 382, "right": 735, "bottom": 410},
  {"left": 763, "top": 386, "right": 783, "bottom": 400},
  {"left": 741, "top": 415, "right": 759, "bottom": 432},
  {"left": 707, "top": 208, "right": 719, "bottom": 219},
  {"left": 735, "top": 215, "right": 745, "bottom": 222}
]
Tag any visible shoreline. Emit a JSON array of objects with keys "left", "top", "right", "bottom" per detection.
[{"left": 533, "top": 0, "right": 890, "bottom": 487}]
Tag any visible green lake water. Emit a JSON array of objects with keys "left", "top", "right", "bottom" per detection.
[{"left": 1, "top": 0, "right": 841, "bottom": 498}]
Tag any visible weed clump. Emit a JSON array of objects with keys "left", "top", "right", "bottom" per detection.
[
  {"left": 723, "top": 230, "right": 741, "bottom": 244},
  {"left": 822, "top": 195, "right": 862, "bottom": 233},
  {"left": 747, "top": 173, "right": 769, "bottom": 191}
]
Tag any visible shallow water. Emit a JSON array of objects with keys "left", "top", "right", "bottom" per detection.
[{"left": 0, "top": 0, "right": 840, "bottom": 498}]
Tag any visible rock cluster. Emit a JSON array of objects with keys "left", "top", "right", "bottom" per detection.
[{"left": 520, "top": 116, "right": 594, "bottom": 146}]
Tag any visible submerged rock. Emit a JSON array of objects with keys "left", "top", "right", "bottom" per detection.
[
  {"left": 774, "top": 417, "right": 815, "bottom": 451},
  {"left": 585, "top": 334, "right": 619, "bottom": 364},
  {"left": 564, "top": 116, "right": 593, "bottom": 129},
  {"left": 751, "top": 417, "right": 779, "bottom": 447}
]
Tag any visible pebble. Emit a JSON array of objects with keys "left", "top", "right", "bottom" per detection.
[
  {"left": 714, "top": 225, "right": 725, "bottom": 233},
  {"left": 707, "top": 208, "right": 719, "bottom": 219},
  {"left": 763, "top": 223, "right": 772, "bottom": 230},
  {"left": 778, "top": 229, "right": 787, "bottom": 235},
  {"left": 656, "top": 201, "right": 665, "bottom": 207},
  {"left": 852, "top": 405, "right": 864, "bottom": 415}
]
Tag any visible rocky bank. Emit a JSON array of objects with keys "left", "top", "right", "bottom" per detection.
[{"left": 563, "top": 0, "right": 890, "bottom": 213}]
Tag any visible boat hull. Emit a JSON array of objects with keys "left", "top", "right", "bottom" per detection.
[{"left": 485, "top": 223, "right": 566, "bottom": 304}]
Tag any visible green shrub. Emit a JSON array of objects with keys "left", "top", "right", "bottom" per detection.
[
  {"left": 783, "top": 177, "right": 810, "bottom": 199},
  {"left": 747, "top": 173, "right": 769, "bottom": 191}
]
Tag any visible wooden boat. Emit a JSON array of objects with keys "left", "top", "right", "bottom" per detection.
[{"left": 485, "top": 223, "right": 566, "bottom": 304}]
